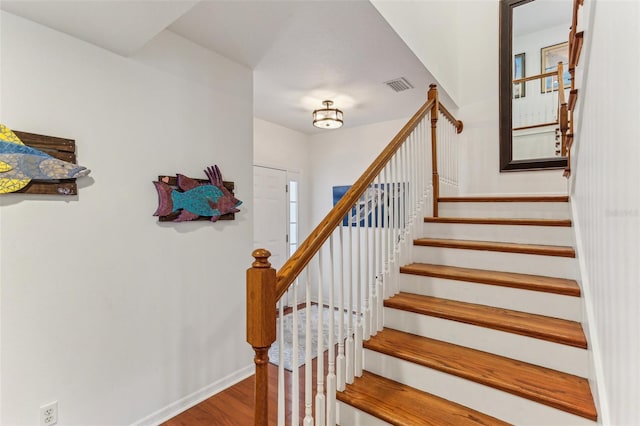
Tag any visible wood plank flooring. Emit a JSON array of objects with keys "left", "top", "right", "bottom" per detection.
[
  {"left": 161, "top": 363, "right": 280, "bottom": 426},
  {"left": 163, "top": 350, "right": 329, "bottom": 425}
]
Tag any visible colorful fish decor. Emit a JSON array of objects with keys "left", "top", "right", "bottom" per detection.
[
  {"left": 153, "top": 165, "right": 242, "bottom": 222},
  {"left": 0, "top": 123, "right": 90, "bottom": 194}
]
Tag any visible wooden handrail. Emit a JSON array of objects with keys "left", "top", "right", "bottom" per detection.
[
  {"left": 274, "top": 96, "right": 436, "bottom": 300},
  {"left": 569, "top": 0, "right": 581, "bottom": 70},
  {"left": 438, "top": 103, "right": 464, "bottom": 133},
  {"left": 247, "top": 85, "right": 464, "bottom": 426},
  {"left": 565, "top": 0, "right": 583, "bottom": 177},
  {"left": 513, "top": 121, "right": 558, "bottom": 132},
  {"left": 512, "top": 70, "right": 557, "bottom": 85}
]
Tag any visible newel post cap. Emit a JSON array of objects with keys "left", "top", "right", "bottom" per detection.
[{"left": 252, "top": 249, "right": 272, "bottom": 268}]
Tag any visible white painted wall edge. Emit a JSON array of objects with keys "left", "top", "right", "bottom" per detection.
[
  {"left": 567, "top": 0, "right": 597, "bottom": 195},
  {"left": 131, "top": 364, "right": 254, "bottom": 426},
  {"left": 570, "top": 198, "right": 610, "bottom": 426}
]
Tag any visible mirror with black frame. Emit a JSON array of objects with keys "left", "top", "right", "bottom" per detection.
[{"left": 499, "top": 0, "right": 572, "bottom": 171}]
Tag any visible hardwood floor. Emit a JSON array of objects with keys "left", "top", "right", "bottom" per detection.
[
  {"left": 162, "top": 363, "right": 281, "bottom": 425},
  {"left": 164, "top": 303, "right": 324, "bottom": 425},
  {"left": 163, "top": 351, "right": 328, "bottom": 425}
]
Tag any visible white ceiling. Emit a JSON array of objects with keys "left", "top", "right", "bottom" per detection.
[{"left": 1, "top": 0, "right": 438, "bottom": 135}]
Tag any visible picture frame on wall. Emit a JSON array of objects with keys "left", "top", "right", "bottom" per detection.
[
  {"left": 513, "top": 52, "right": 526, "bottom": 99},
  {"left": 541, "top": 42, "right": 571, "bottom": 93}
]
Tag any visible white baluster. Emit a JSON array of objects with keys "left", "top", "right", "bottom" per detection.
[
  {"left": 337, "top": 224, "right": 346, "bottom": 392},
  {"left": 346, "top": 207, "right": 354, "bottom": 384},
  {"left": 363, "top": 188, "right": 370, "bottom": 341},
  {"left": 326, "top": 235, "right": 336, "bottom": 426},
  {"left": 400, "top": 144, "right": 406, "bottom": 276},
  {"left": 376, "top": 172, "right": 384, "bottom": 332},
  {"left": 304, "top": 267, "right": 313, "bottom": 426},
  {"left": 391, "top": 153, "right": 399, "bottom": 295},
  {"left": 370, "top": 177, "right": 378, "bottom": 337},
  {"left": 383, "top": 164, "right": 390, "bottom": 300},
  {"left": 292, "top": 281, "right": 299, "bottom": 426},
  {"left": 315, "top": 253, "right": 325, "bottom": 426},
  {"left": 354, "top": 202, "right": 363, "bottom": 377},
  {"left": 278, "top": 299, "right": 285, "bottom": 425}
]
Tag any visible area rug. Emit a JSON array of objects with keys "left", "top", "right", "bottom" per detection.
[{"left": 268, "top": 305, "right": 355, "bottom": 371}]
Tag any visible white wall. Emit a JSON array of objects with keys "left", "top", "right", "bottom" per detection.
[
  {"left": 570, "top": 1, "right": 640, "bottom": 424},
  {"left": 456, "top": 0, "right": 567, "bottom": 195},
  {"left": 308, "top": 117, "right": 408, "bottom": 227},
  {"left": 375, "top": 0, "right": 567, "bottom": 194},
  {"left": 253, "top": 118, "right": 310, "bottom": 244},
  {"left": 371, "top": 0, "right": 461, "bottom": 106},
  {"left": 0, "top": 12, "right": 253, "bottom": 425}
]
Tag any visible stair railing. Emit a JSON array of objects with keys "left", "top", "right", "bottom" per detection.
[
  {"left": 246, "top": 84, "right": 463, "bottom": 426},
  {"left": 512, "top": 62, "right": 570, "bottom": 160},
  {"left": 565, "top": 0, "right": 585, "bottom": 177}
]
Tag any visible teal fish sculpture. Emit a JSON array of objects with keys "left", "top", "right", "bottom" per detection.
[
  {"left": 153, "top": 165, "right": 242, "bottom": 222},
  {"left": 0, "top": 123, "right": 90, "bottom": 194}
]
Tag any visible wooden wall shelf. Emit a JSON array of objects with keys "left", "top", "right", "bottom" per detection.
[{"left": 12, "top": 131, "right": 81, "bottom": 196}]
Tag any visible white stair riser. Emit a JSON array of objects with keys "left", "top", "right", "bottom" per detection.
[
  {"left": 438, "top": 202, "right": 571, "bottom": 219},
  {"left": 337, "top": 401, "right": 389, "bottom": 426},
  {"left": 412, "top": 245, "right": 578, "bottom": 279},
  {"left": 364, "top": 351, "right": 595, "bottom": 426},
  {"left": 422, "top": 222, "right": 575, "bottom": 246},
  {"left": 399, "top": 274, "right": 582, "bottom": 321},
  {"left": 383, "top": 308, "right": 589, "bottom": 377}
]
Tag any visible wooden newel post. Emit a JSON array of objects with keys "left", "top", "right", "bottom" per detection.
[
  {"left": 428, "top": 84, "right": 440, "bottom": 217},
  {"left": 247, "top": 249, "right": 276, "bottom": 426}
]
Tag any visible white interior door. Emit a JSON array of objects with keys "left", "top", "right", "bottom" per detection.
[{"left": 253, "top": 166, "right": 288, "bottom": 271}]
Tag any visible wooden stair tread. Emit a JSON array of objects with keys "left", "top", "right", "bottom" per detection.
[
  {"left": 364, "top": 329, "right": 597, "bottom": 421},
  {"left": 438, "top": 195, "right": 569, "bottom": 203},
  {"left": 337, "top": 370, "right": 511, "bottom": 426},
  {"left": 384, "top": 293, "right": 587, "bottom": 348},
  {"left": 400, "top": 263, "right": 581, "bottom": 296},
  {"left": 414, "top": 238, "right": 576, "bottom": 258},
  {"left": 424, "top": 217, "right": 572, "bottom": 227}
]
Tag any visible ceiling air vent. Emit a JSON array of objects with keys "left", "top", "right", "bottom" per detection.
[{"left": 384, "top": 77, "right": 414, "bottom": 92}]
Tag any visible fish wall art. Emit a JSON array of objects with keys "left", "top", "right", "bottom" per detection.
[
  {"left": 0, "top": 123, "right": 91, "bottom": 194},
  {"left": 153, "top": 165, "right": 242, "bottom": 222}
]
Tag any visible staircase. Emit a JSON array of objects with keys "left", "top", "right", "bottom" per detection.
[{"left": 337, "top": 196, "right": 597, "bottom": 425}]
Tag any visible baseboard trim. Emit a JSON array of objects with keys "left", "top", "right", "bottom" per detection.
[
  {"left": 569, "top": 197, "right": 610, "bottom": 425},
  {"left": 131, "top": 364, "right": 254, "bottom": 426}
]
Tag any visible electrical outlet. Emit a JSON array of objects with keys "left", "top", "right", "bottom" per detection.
[{"left": 40, "top": 401, "right": 58, "bottom": 426}]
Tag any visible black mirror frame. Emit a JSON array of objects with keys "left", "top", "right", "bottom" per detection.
[{"left": 499, "top": 0, "right": 568, "bottom": 172}]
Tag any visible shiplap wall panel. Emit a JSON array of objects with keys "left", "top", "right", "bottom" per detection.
[{"left": 571, "top": 1, "right": 640, "bottom": 425}]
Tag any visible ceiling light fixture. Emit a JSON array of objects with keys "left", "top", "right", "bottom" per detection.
[{"left": 312, "top": 100, "right": 343, "bottom": 129}]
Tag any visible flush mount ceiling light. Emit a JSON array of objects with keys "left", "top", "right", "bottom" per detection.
[{"left": 312, "top": 100, "right": 343, "bottom": 129}]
